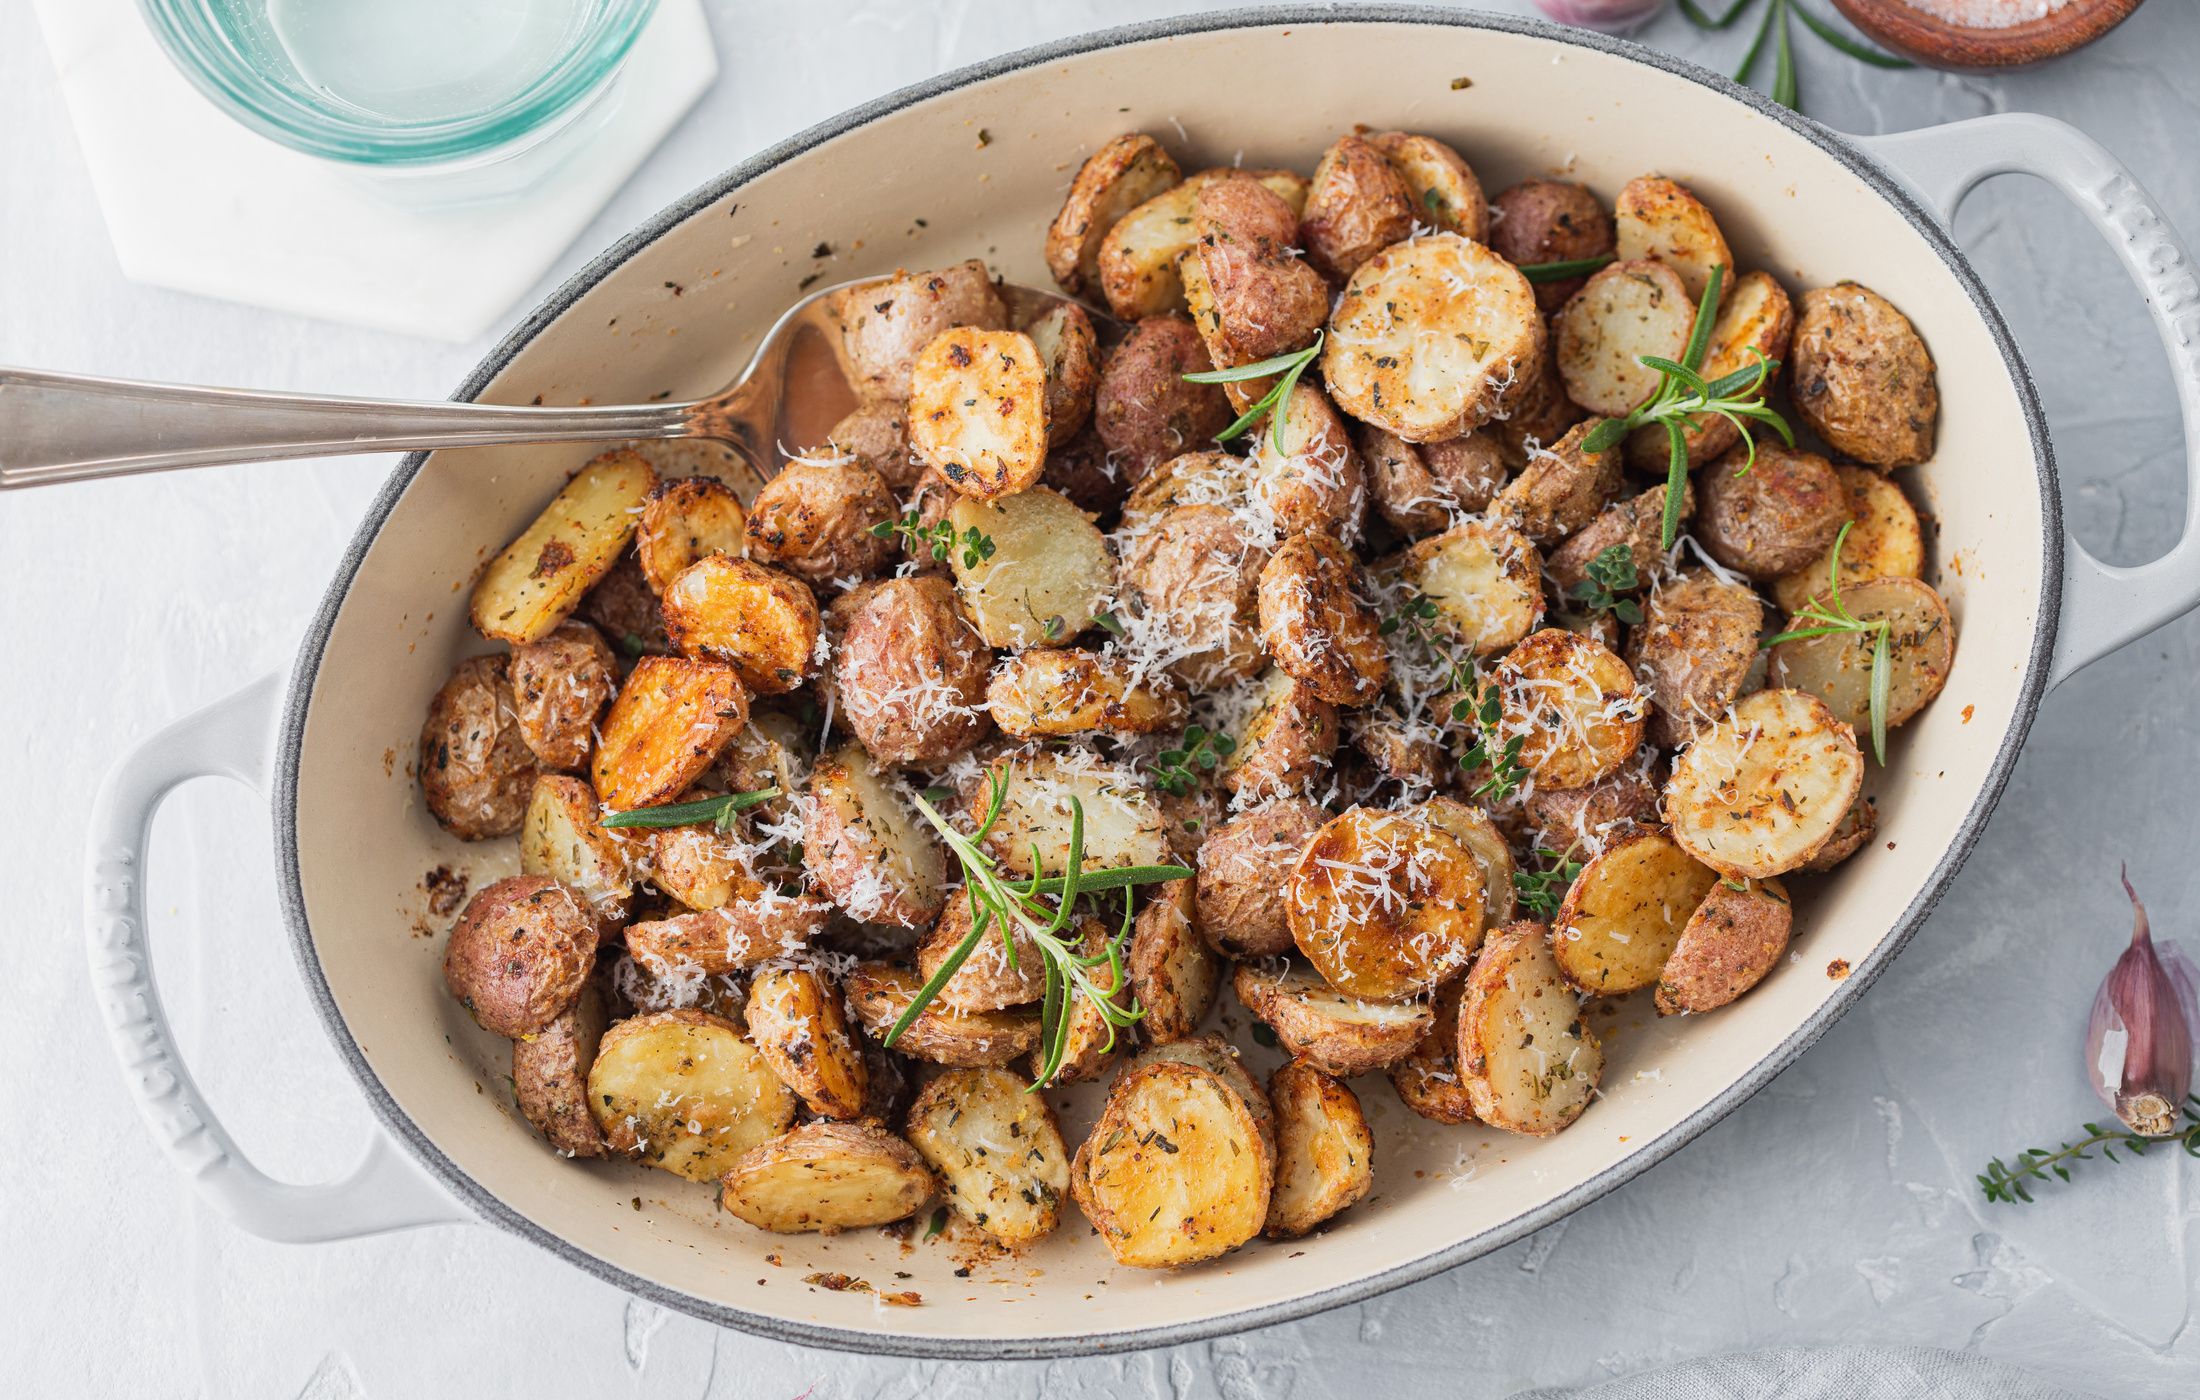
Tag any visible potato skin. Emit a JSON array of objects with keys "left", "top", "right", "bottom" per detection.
[
  {"left": 443, "top": 874, "right": 599, "bottom": 1039},
  {"left": 918, "top": 893, "right": 1047, "bottom": 1014},
  {"left": 1696, "top": 442, "right": 1849, "bottom": 580},
  {"left": 1546, "top": 478, "right": 1691, "bottom": 596},
  {"left": 846, "top": 961, "right": 1042, "bottom": 1067},
  {"left": 1222, "top": 670, "right": 1341, "bottom": 803},
  {"left": 1188, "top": 175, "right": 1331, "bottom": 376},
  {"left": 471, "top": 450, "right": 659, "bottom": 646},
  {"left": 507, "top": 621, "right": 618, "bottom": 772},
  {"left": 1251, "top": 384, "right": 1368, "bottom": 542},
  {"left": 1494, "top": 336, "right": 1589, "bottom": 470},
  {"left": 1387, "top": 981, "right": 1476, "bottom": 1125},
  {"left": 1258, "top": 532, "right": 1391, "bottom": 706},
  {"left": 1627, "top": 570, "right": 1765, "bottom": 750},
  {"left": 985, "top": 649, "right": 1184, "bottom": 740},
  {"left": 1128, "top": 879, "right": 1219, "bottom": 1044},
  {"left": 636, "top": 476, "right": 749, "bottom": 595},
  {"left": 1046, "top": 133, "right": 1183, "bottom": 297},
  {"left": 744, "top": 460, "right": 898, "bottom": 585},
  {"left": 1790, "top": 282, "right": 1938, "bottom": 468},
  {"left": 1094, "top": 315, "right": 1233, "bottom": 484},
  {"left": 1026, "top": 300, "right": 1101, "bottom": 447},
  {"left": 512, "top": 984, "right": 610, "bottom": 1157},
  {"left": 580, "top": 552, "right": 673, "bottom": 660},
  {"left": 1233, "top": 962, "right": 1433, "bottom": 1077},
  {"left": 1490, "top": 418, "right": 1623, "bottom": 545},
  {"left": 1264, "top": 1061, "right": 1375, "bottom": 1239},
  {"left": 833, "top": 574, "right": 993, "bottom": 765},
  {"left": 1656, "top": 877, "right": 1793, "bottom": 1015},
  {"left": 1196, "top": 800, "right": 1326, "bottom": 958},
  {"left": 827, "top": 400, "right": 922, "bottom": 491},
  {"left": 624, "top": 899, "right": 830, "bottom": 978},
  {"left": 1359, "top": 426, "right": 1507, "bottom": 536},
  {"left": 1120, "top": 503, "right": 1270, "bottom": 689},
  {"left": 1521, "top": 759, "right": 1663, "bottom": 856},
  {"left": 1489, "top": 178, "right": 1615, "bottom": 313},
  {"left": 419, "top": 655, "right": 540, "bottom": 840},
  {"left": 1299, "top": 134, "right": 1417, "bottom": 282},
  {"left": 1803, "top": 793, "right": 1877, "bottom": 873},
  {"left": 834, "top": 260, "right": 1008, "bottom": 402}
]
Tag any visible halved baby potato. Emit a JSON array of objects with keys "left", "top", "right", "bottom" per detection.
[
  {"left": 1769, "top": 577, "right": 1954, "bottom": 737},
  {"left": 745, "top": 966, "right": 869, "bottom": 1121},
  {"left": 1481, "top": 629, "right": 1646, "bottom": 791},
  {"left": 1551, "top": 828, "right": 1720, "bottom": 996},
  {"left": 1249, "top": 383, "right": 1368, "bottom": 541},
  {"left": 1625, "top": 268, "right": 1794, "bottom": 471},
  {"left": 846, "top": 962, "right": 1043, "bottom": 1067},
  {"left": 512, "top": 985, "right": 610, "bottom": 1158},
  {"left": 1387, "top": 980, "right": 1477, "bottom": 1125},
  {"left": 1365, "top": 128, "right": 1488, "bottom": 241},
  {"left": 590, "top": 656, "right": 748, "bottom": 811},
  {"left": 1416, "top": 795, "right": 1517, "bottom": 930},
  {"left": 1554, "top": 259, "right": 1695, "bottom": 416},
  {"left": 1457, "top": 921, "right": 1603, "bottom": 1136},
  {"left": 1097, "top": 167, "right": 1310, "bottom": 321},
  {"left": 637, "top": 476, "right": 749, "bottom": 593},
  {"left": 1128, "top": 879, "right": 1220, "bottom": 1044},
  {"left": 1265, "top": 1061, "right": 1375, "bottom": 1240},
  {"left": 507, "top": 621, "right": 618, "bottom": 772},
  {"left": 949, "top": 487, "right": 1115, "bottom": 649},
  {"left": 986, "top": 649, "right": 1185, "bottom": 739},
  {"left": 1071, "top": 1060, "right": 1272, "bottom": 1269},
  {"left": 1398, "top": 518, "right": 1544, "bottom": 657},
  {"left": 472, "top": 449, "right": 660, "bottom": 645},
  {"left": 968, "top": 748, "right": 1173, "bottom": 877},
  {"left": 518, "top": 774, "right": 638, "bottom": 923},
  {"left": 623, "top": 898, "right": 831, "bottom": 978},
  {"left": 803, "top": 742, "right": 947, "bottom": 929},
  {"left": 1025, "top": 301, "right": 1101, "bottom": 447},
  {"left": 1299, "top": 132, "right": 1418, "bottom": 282},
  {"left": 1045, "top": 133, "right": 1183, "bottom": 298},
  {"left": 1656, "top": 876, "right": 1793, "bottom": 1016},
  {"left": 660, "top": 555, "right": 821, "bottom": 696},
  {"left": 1771, "top": 466, "right": 1925, "bottom": 616},
  {"left": 1665, "top": 687, "right": 1865, "bottom": 879},
  {"left": 910, "top": 327, "right": 1050, "bottom": 500},
  {"left": 1222, "top": 668, "right": 1340, "bottom": 803},
  {"left": 587, "top": 1009, "right": 798, "bottom": 1182},
  {"left": 918, "top": 893, "right": 1049, "bottom": 1014},
  {"left": 905, "top": 1066, "right": 1073, "bottom": 1248},
  {"left": 719, "top": 1122, "right": 935, "bottom": 1234},
  {"left": 1259, "top": 531, "right": 1391, "bottom": 706},
  {"left": 1287, "top": 806, "right": 1486, "bottom": 1001},
  {"left": 1613, "top": 174, "right": 1733, "bottom": 303},
  {"left": 1233, "top": 960, "right": 1434, "bottom": 1077}
]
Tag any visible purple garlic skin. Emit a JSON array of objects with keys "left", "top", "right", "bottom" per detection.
[{"left": 2086, "top": 868, "right": 2198, "bottom": 1137}]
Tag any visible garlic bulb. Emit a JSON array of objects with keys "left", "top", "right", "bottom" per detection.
[
  {"left": 1530, "top": 0, "right": 1671, "bottom": 33},
  {"left": 2086, "top": 870, "right": 2199, "bottom": 1137}
]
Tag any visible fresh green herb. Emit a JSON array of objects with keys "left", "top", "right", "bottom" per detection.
[
  {"left": 1694, "top": 0, "right": 1908, "bottom": 111},
  {"left": 1677, "top": 0, "right": 1755, "bottom": 26},
  {"left": 1457, "top": 685, "right": 1529, "bottom": 803},
  {"left": 1040, "top": 615, "right": 1065, "bottom": 641},
  {"left": 1249, "top": 1021, "right": 1279, "bottom": 1048},
  {"left": 1379, "top": 593, "right": 1441, "bottom": 639},
  {"left": 1517, "top": 254, "right": 1616, "bottom": 284},
  {"left": 1580, "top": 266, "right": 1794, "bottom": 551},
  {"left": 868, "top": 511, "right": 995, "bottom": 569},
  {"left": 923, "top": 1206, "right": 949, "bottom": 1239},
  {"left": 889, "top": 773, "right": 1191, "bottom": 1086},
  {"left": 1979, "top": 1097, "right": 2200, "bottom": 1204},
  {"left": 1148, "top": 724, "right": 1237, "bottom": 797},
  {"left": 1759, "top": 522, "right": 1892, "bottom": 764},
  {"left": 1514, "top": 848, "right": 1585, "bottom": 920},
  {"left": 1182, "top": 331, "right": 1325, "bottom": 453},
  {"left": 602, "top": 787, "right": 781, "bottom": 832},
  {"left": 1568, "top": 545, "right": 1644, "bottom": 625},
  {"left": 1093, "top": 609, "right": 1127, "bottom": 639}
]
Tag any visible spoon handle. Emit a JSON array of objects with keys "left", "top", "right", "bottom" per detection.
[{"left": 0, "top": 368, "right": 700, "bottom": 489}]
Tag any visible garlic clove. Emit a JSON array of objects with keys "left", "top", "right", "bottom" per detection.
[{"left": 2086, "top": 868, "right": 2196, "bottom": 1138}]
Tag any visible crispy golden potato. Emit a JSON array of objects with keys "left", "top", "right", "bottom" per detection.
[
  {"left": 1265, "top": 1061, "right": 1374, "bottom": 1239},
  {"left": 1457, "top": 920, "right": 1602, "bottom": 1136},
  {"left": 906, "top": 1066, "right": 1073, "bottom": 1247},
  {"left": 419, "top": 655, "right": 539, "bottom": 840},
  {"left": 833, "top": 574, "right": 993, "bottom": 765},
  {"left": 1482, "top": 629, "right": 1646, "bottom": 790},
  {"left": 1222, "top": 668, "right": 1341, "bottom": 803},
  {"left": 1522, "top": 760, "right": 1664, "bottom": 855},
  {"left": 590, "top": 655, "right": 748, "bottom": 810},
  {"left": 1233, "top": 961, "right": 1433, "bottom": 1076},
  {"left": 710, "top": 708, "right": 808, "bottom": 830},
  {"left": 1696, "top": 442, "right": 1849, "bottom": 580},
  {"left": 1790, "top": 282, "right": 1938, "bottom": 468},
  {"left": 1096, "top": 167, "right": 1311, "bottom": 321},
  {"left": 743, "top": 460, "right": 897, "bottom": 585},
  {"left": 614, "top": 961, "right": 750, "bottom": 1023},
  {"left": 1300, "top": 134, "right": 1417, "bottom": 282},
  {"left": 1624, "top": 268, "right": 1794, "bottom": 471},
  {"left": 1387, "top": 981, "right": 1476, "bottom": 1125},
  {"left": 589, "top": 1009, "right": 797, "bottom": 1182},
  {"left": 636, "top": 476, "right": 749, "bottom": 594},
  {"left": 1046, "top": 133, "right": 1184, "bottom": 297},
  {"left": 846, "top": 961, "right": 1042, "bottom": 1067},
  {"left": 443, "top": 874, "right": 598, "bottom": 1037},
  {"left": 1665, "top": 687, "right": 1864, "bottom": 879},
  {"left": 1323, "top": 232, "right": 1544, "bottom": 442},
  {"left": 918, "top": 892, "right": 1048, "bottom": 1014},
  {"left": 1195, "top": 799, "right": 1323, "bottom": 958},
  {"left": 908, "top": 327, "right": 1050, "bottom": 501},
  {"left": 1023, "top": 300, "right": 1101, "bottom": 447},
  {"left": 624, "top": 899, "right": 830, "bottom": 978},
  {"left": 1129, "top": 879, "right": 1219, "bottom": 1044},
  {"left": 827, "top": 400, "right": 922, "bottom": 491},
  {"left": 1129, "top": 1035, "right": 1275, "bottom": 1144},
  {"left": 1656, "top": 876, "right": 1793, "bottom": 1015},
  {"left": 1259, "top": 532, "right": 1390, "bottom": 706},
  {"left": 507, "top": 621, "right": 617, "bottom": 772},
  {"left": 512, "top": 984, "right": 609, "bottom": 1157},
  {"left": 968, "top": 748, "right": 1173, "bottom": 876},
  {"left": 518, "top": 774, "right": 638, "bottom": 922},
  {"left": 986, "top": 648, "right": 1185, "bottom": 740},
  {"left": 1250, "top": 383, "right": 1367, "bottom": 540},
  {"left": 1071, "top": 1060, "right": 1271, "bottom": 1268},
  {"left": 1288, "top": 806, "right": 1485, "bottom": 1000},
  {"left": 1367, "top": 128, "right": 1488, "bottom": 242},
  {"left": 1490, "top": 418, "right": 1624, "bottom": 546},
  {"left": 1554, "top": 259, "right": 1695, "bottom": 415},
  {"left": 949, "top": 487, "right": 1115, "bottom": 649},
  {"left": 745, "top": 966, "right": 869, "bottom": 1121},
  {"left": 1416, "top": 795, "right": 1517, "bottom": 929},
  {"left": 1399, "top": 518, "right": 1545, "bottom": 657},
  {"left": 472, "top": 449, "right": 660, "bottom": 645},
  {"left": 1119, "top": 448, "right": 1250, "bottom": 531},
  {"left": 1359, "top": 426, "right": 1507, "bottom": 536},
  {"left": 1550, "top": 828, "right": 1720, "bottom": 995},
  {"left": 1770, "top": 576, "right": 1954, "bottom": 735},
  {"left": 660, "top": 555, "right": 820, "bottom": 696},
  {"left": 580, "top": 552, "right": 672, "bottom": 660},
  {"left": 719, "top": 1122, "right": 935, "bottom": 1233},
  {"left": 1489, "top": 178, "right": 1615, "bottom": 312},
  {"left": 1771, "top": 466, "right": 1925, "bottom": 615},
  {"left": 833, "top": 260, "right": 1009, "bottom": 402},
  {"left": 803, "top": 743, "right": 947, "bottom": 929},
  {"left": 1494, "top": 335, "right": 1590, "bottom": 469},
  {"left": 1803, "top": 792, "right": 1877, "bottom": 873},
  {"left": 1614, "top": 175, "right": 1733, "bottom": 303},
  {"left": 1093, "top": 315, "right": 1233, "bottom": 483},
  {"left": 1119, "top": 503, "right": 1270, "bottom": 688},
  {"left": 1547, "top": 478, "right": 1691, "bottom": 596},
  {"left": 1627, "top": 570, "right": 1765, "bottom": 750},
  {"left": 1185, "top": 175, "right": 1331, "bottom": 387}
]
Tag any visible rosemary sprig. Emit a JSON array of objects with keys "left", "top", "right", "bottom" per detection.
[
  {"left": 868, "top": 511, "right": 995, "bottom": 569},
  {"left": 1978, "top": 1097, "right": 2200, "bottom": 1203},
  {"left": 1514, "top": 847, "right": 1585, "bottom": 920},
  {"left": 1182, "top": 331, "right": 1325, "bottom": 453},
  {"left": 1691, "top": 0, "right": 1909, "bottom": 112},
  {"left": 1517, "top": 255, "right": 1615, "bottom": 284},
  {"left": 1580, "top": 265, "right": 1795, "bottom": 552},
  {"left": 888, "top": 773, "right": 1192, "bottom": 1087},
  {"left": 1759, "top": 521, "right": 1892, "bottom": 764},
  {"left": 602, "top": 786, "right": 781, "bottom": 831},
  {"left": 1148, "top": 724, "right": 1237, "bottom": 797},
  {"left": 1569, "top": 545, "right": 1644, "bottom": 626}
]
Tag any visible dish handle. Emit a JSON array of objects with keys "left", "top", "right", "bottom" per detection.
[
  {"left": 1859, "top": 114, "right": 2200, "bottom": 690},
  {"left": 85, "top": 674, "right": 468, "bottom": 1242}
]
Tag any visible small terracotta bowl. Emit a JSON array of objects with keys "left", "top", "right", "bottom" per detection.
[{"left": 1831, "top": 0, "right": 2143, "bottom": 70}]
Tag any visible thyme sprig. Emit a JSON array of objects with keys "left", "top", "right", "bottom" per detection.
[
  {"left": 1760, "top": 522, "right": 1892, "bottom": 764},
  {"left": 1148, "top": 724, "right": 1237, "bottom": 797},
  {"left": 1569, "top": 545, "right": 1644, "bottom": 626},
  {"left": 1518, "top": 255, "right": 1616, "bottom": 285},
  {"left": 602, "top": 786, "right": 781, "bottom": 831},
  {"left": 1514, "top": 847, "right": 1586, "bottom": 920},
  {"left": 1459, "top": 685, "right": 1530, "bottom": 804},
  {"left": 1182, "top": 331, "right": 1325, "bottom": 453},
  {"left": 868, "top": 511, "right": 996, "bottom": 569},
  {"left": 1978, "top": 1097, "right": 2200, "bottom": 1203},
  {"left": 890, "top": 772, "right": 1192, "bottom": 1087},
  {"left": 1581, "top": 265, "right": 1795, "bottom": 552}
]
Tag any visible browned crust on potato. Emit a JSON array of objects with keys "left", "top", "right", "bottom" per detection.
[
  {"left": 1259, "top": 532, "right": 1391, "bottom": 706},
  {"left": 443, "top": 874, "right": 600, "bottom": 1039},
  {"left": 1655, "top": 877, "right": 1793, "bottom": 1015},
  {"left": 1456, "top": 919, "right": 1602, "bottom": 1136},
  {"left": 636, "top": 476, "right": 749, "bottom": 595},
  {"left": 845, "top": 961, "right": 1043, "bottom": 1067},
  {"left": 590, "top": 655, "right": 749, "bottom": 811},
  {"left": 1490, "top": 178, "right": 1616, "bottom": 313},
  {"left": 1232, "top": 961, "right": 1433, "bottom": 1077},
  {"left": 1546, "top": 478, "right": 1692, "bottom": 595},
  {"left": 718, "top": 1121, "right": 936, "bottom": 1234},
  {"left": 507, "top": 621, "right": 618, "bottom": 772},
  {"left": 1627, "top": 570, "right": 1766, "bottom": 750},
  {"left": 1045, "top": 134, "right": 1183, "bottom": 297},
  {"left": 833, "top": 574, "right": 993, "bottom": 765},
  {"left": 1299, "top": 134, "right": 1417, "bottom": 283},
  {"left": 985, "top": 648, "right": 1185, "bottom": 740},
  {"left": 1187, "top": 175, "right": 1332, "bottom": 380},
  {"left": 1128, "top": 879, "right": 1218, "bottom": 1044},
  {"left": 1093, "top": 315, "right": 1233, "bottom": 483},
  {"left": 833, "top": 260, "right": 1008, "bottom": 402},
  {"left": 1790, "top": 282, "right": 1938, "bottom": 468},
  {"left": 1359, "top": 425, "right": 1507, "bottom": 536},
  {"left": 910, "top": 327, "right": 1051, "bottom": 501},
  {"left": 1287, "top": 806, "right": 1485, "bottom": 1001},
  {"left": 660, "top": 555, "right": 821, "bottom": 696},
  {"left": 419, "top": 654, "right": 540, "bottom": 840},
  {"left": 512, "top": 983, "right": 610, "bottom": 1157},
  {"left": 1490, "top": 418, "right": 1623, "bottom": 545},
  {"left": 1387, "top": 980, "right": 1477, "bottom": 1125},
  {"left": 1365, "top": 129, "right": 1488, "bottom": 242},
  {"left": 746, "top": 966, "right": 870, "bottom": 1120},
  {"left": 1223, "top": 671, "right": 1341, "bottom": 803},
  {"left": 1482, "top": 628, "right": 1646, "bottom": 791},
  {"left": 1695, "top": 442, "right": 1849, "bottom": 580},
  {"left": 624, "top": 898, "right": 829, "bottom": 977},
  {"left": 744, "top": 460, "right": 898, "bottom": 585}
]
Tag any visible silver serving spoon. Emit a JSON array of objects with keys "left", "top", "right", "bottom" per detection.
[{"left": 0, "top": 277, "right": 1105, "bottom": 492}]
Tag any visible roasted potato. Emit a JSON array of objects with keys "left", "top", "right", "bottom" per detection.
[
  {"left": 1348, "top": 706, "right": 1446, "bottom": 790},
  {"left": 745, "top": 966, "right": 869, "bottom": 1121},
  {"left": 743, "top": 460, "right": 897, "bottom": 585},
  {"left": 1494, "top": 336, "right": 1590, "bottom": 469},
  {"left": 1522, "top": 758, "right": 1664, "bottom": 855},
  {"left": 1656, "top": 876, "right": 1793, "bottom": 1015},
  {"left": 1093, "top": 315, "right": 1234, "bottom": 483},
  {"left": 1250, "top": 383, "right": 1367, "bottom": 541},
  {"left": 1039, "top": 428, "right": 1131, "bottom": 521},
  {"left": 518, "top": 774, "right": 638, "bottom": 921},
  {"left": 1613, "top": 175, "right": 1733, "bottom": 303},
  {"left": 1396, "top": 518, "right": 1544, "bottom": 657},
  {"left": 1119, "top": 503, "right": 1269, "bottom": 688},
  {"left": 986, "top": 648, "right": 1185, "bottom": 739},
  {"left": 1489, "top": 178, "right": 1615, "bottom": 312},
  {"left": 1803, "top": 792, "right": 1877, "bottom": 873},
  {"left": 1288, "top": 806, "right": 1485, "bottom": 1001},
  {"left": 1771, "top": 466, "right": 1925, "bottom": 615},
  {"left": 1490, "top": 418, "right": 1624, "bottom": 545},
  {"left": 443, "top": 874, "right": 598, "bottom": 1038},
  {"left": 1387, "top": 981, "right": 1476, "bottom": 1125},
  {"left": 1550, "top": 828, "right": 1720, "bottom": 995},
  {"left": 419, "top": 655, "right": 539, "bottom": 840},
  {"left": 711, "top": 708, "right": 808, "bottom": 828},
  {"left": 1769, "top": 576, "right": 1954, "bottom": 736},
  {"left": 579, "top": 552, "right": 672, "bottom": 659},
  {"left": 826, "top": 400, "right": 922, "bottom": 491},
  {"left": 1265, "top": 1061, "right": 1374, "bottom": 1239},
  {"left": 1259, "top": 532, "right": 1390, "bottom": 706},
  {"left": 832, "top": 575, "right": 993, "bottom": 765},
  {"left": 1481, "top": 629, "right": 1646, "bottom": 791},
  {"left": 624, "top": 898, "right": 830, "bottom": 978},
  {"left": 1097, "top": 167, "right": 1310, "bottom": 321},
  {"left": 512, "top": 984, "right": 609, "bottom": 1157},
  {"left": 1366, "top": 128, "right": 1488, "bottom": 241},
  {"left": 1046, "top": 920, "right": 1134, "bottom": 1084},
  {"left": 1071, "top": 1060, "right": 1271, "bottom": 1268},
  {"left": 1299, "top": 133, "right": 1417, "bottom": 282},
  {"left": 471, "top": 449, "right": 660, "bottom": 645},
  {"left": 588, "top": 1009, "right": 797, "bottom": 1182},
  {"left": 1025, "top": 300, "right": 1101, "bottom": 447},
  {"left": 1546, "top": 478, "right": 1691, "bottom": 596},
  {"left": 1624, "top": 268, "right": 1794, "bottom": 472},
  {"left": 1695, "top": 442, "right": 1849, "bottom": 580},
  {"left": 719, "top": 1122, "right": 935, "bottom": 1233},
  {"left": 1222, "top": 668, "right": 1341, "bottom": 803},
  {"left": 1554, "top": 259, "right": 1695, "bottom": 415},
  {"left": 1194, "top": 799, "right": 1323, "bottom": 958},
  {"left": 1417, "top": 795, "right": 1517, "bottom": 930},
  {"left": 1790, "top": 281, "right": 1938, "bottom": 468},
  {"left": 803, "top": 742, "right": 947, "bottom": 928},
  {"left": 636, "top": 476, "right": 749, "bottom": 594},
  {"left": 908, "top": 327, "right": 1049, "bottom": 501},
  {"left": 833, "top": 260, "right": 1009, "bottom": 402},
  {"left": 590, "top": 655, "right": 748, "bottom": 810},
  {"left": 918, "top": 892, "right": 1048, "bottom": 1014},
  {"left": 1457, "top": 920, "right": 1603, "bottom": 1136},
  {"left": 1119, "top": 449, "right": 1251, "bottom": 531},
  {"left": 660, "top": 555, "right": 821, "bottom": 696},
  {"left": 906, "top": 1066, "right": 1073, "bottom": 1247},
  {"left": 1233, "top": 961, "right": 1433, "bottom": 1076},
  {"left": 1184, "top": 175, "right": 1332, "bottom": 388},
  {"left": 1664, "top": 687, "right": 1864, "bottom": 879},
  {"left": 968, "top": 748, "right": 1172, "bottom": 876},
  {"left": 1046, "top": 133, "right": 1184, "bottom": 297},
  {"left": 1128, "top": 1035, "right": 1276, "bottom": 1145},
  {"left": 1129, "top": 879, "right": 1219, "bottom": 1044},
  {"left": 846, "top": 961, "right": 1042, "bottom": 1067},
  {"left": 1323, "top": 232, "right": 1544, "bottom": 443},
  {"left": 949, "top": 487, "right": 1115, "bottom": 649},
  {"left": 1359, "top": 426, "right": 1507, "bottom": 536},
  {"left": 507, "top": 621, "right": 618, "bottom": 772},
  {"left": 1627, "top": 570, "right": 1765, "bottom": 750}
]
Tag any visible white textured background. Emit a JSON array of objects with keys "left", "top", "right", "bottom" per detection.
[{"left": 4, "top": 2, "right": 2197, "bottom": 1395}]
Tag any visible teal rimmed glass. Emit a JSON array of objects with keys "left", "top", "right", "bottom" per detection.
[{"left": 136, "top": 0, "right": 660, "bottom": 167}]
